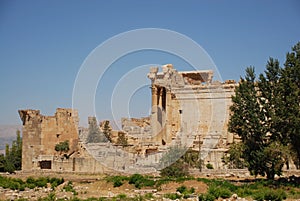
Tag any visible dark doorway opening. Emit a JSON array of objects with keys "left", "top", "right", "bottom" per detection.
[{"left": 40, "top": 160, "right": 52, "bottom": 169}]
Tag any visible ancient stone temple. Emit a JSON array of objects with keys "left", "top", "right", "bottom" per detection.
[
  {"left": 120, "top": 64, "right": 238, "bottom": 169},
  {"left": 19, "top": 64, "right": 238, "bottom": 173}
]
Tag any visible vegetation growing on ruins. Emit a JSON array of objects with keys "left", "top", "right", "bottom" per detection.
[
  {"left": 0, "top": 130, "right": 22, "bottom": 173},
  {"left": 55, "top": 140, "right": 70, "bottom": 154},
  {"left": 228, "top": 42, "right": 300, "bottom": 179}
]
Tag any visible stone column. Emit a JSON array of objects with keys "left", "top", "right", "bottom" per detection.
[
  {"left": 165, "top": 90, "right": 172, "bottom": 143},
  {"left": 150, "top": 86, "right": 159, "bottom": 138}
]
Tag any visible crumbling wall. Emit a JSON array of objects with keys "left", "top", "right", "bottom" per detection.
[{"left": 19, "top": 108, "right": 110, "bottom": 173}]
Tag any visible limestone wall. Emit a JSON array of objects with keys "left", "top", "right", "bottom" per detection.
[{"left": 18, "top": 108, "right": 108, "bottom": 173}]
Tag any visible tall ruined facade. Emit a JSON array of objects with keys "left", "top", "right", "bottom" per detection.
[
  {"left": 146, "top": 64, "right": 237, "bottom": 168},
  {"left": 18, "top": 108, "right": 107, "bottom": 172}
]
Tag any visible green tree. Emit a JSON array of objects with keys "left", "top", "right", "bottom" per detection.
[
  {"left": 228, "top": 42, "right": 300, "bottom": 179},
  {"left": 229, "top": 67, "right": 270, "bottom": 177},
  {"left": 1, "top": 130, "right": 22, "bottom": 173},
  {"left": 279, "top": 42, "right": 300, "bottom": 168},
  {"left": 0, "top": 154, "right": 5, "bottom": 172},
  {"left": 222, "top": 142, "right": 246, "bottom": 169}
]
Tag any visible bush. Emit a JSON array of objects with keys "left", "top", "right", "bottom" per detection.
[
  {"left": 113, "top": 179, "right": 123, "bottom": 187},
  {"left": 206, "top": 163, "right": 214, "bottom": 169},
  {"left": 264, "top": 189, "right": 287, "bottom": 201},
  {"left": 176, "top": 185, "right": 187, "bottom": 194},
  {"left": 164, "top": 193, "right": 182, "bottom": 200},
  {"left": 106, "top": 176, "right": 127, "bottom": 188},
  {"left": 63, "top": 181, "right": 77, "bottom": 195},
  {"left": 199, "top": 193, "right": 216, "bottom": 201},
  {"left": 160, "top": 160, "right": 189, "bottom": 177},
  {"left": 253, "top": 191, "right": 265, "bottom": 201},
  {"left": 218, "top": 187, "right": 232, "bottom": 198},
  {"left": 128, "top": 174, "right": 155, "bottom": 189}
]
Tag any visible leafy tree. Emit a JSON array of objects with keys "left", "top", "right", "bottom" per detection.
[
  {"left": 228, "top": 42, "right": 300, "bottom": 179},
  {"left": 229, "top": 67, "right": 271, "bottom": 177},
  {"left": 0, "top": 130, "right": 22, "bottom": 173},
  {"left": 222, "top": 142, "right": 246, "bottom": 169}
]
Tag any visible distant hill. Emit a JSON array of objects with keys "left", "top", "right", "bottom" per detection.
[{"left": 0, "top": 125, "right": 22, "bottom": 154}]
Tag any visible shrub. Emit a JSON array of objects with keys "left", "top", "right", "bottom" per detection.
[
  {"left": 116, "top": 193, "right": 127, "bottom": 199},
  {"left": 164, "top": 193, "right": 182, "bottom": 200},
  {"left": 264, "top": 189, "right": 287, "bottom": 201},
  {"left": 160, "top": 160, "right": 189, "bottom": 177},
  {"left": 63, "top": 181, "right": 77, "bottom": 195},
  {"left": 128, "top": 174, "right": 155, "bottom": 189},
  {"left": 253, "top": 191, "right": 265, "bottom": 201},
  {"left": 113, "top": 179, "right": 123, "bottom": 187},
  {"left": 106, "top": 176, "right": 127, "bottom": 188},
  {"left": 199, "top": 193, "right": 216, "bottom": 201},
  {"left": 176, "top": 185, "right": 187, "bottom": 194},
  {"left": 206, "top": 163, "right": 214, "bottom": 169},
  {"left": 219, "top": 187, "right": 231, "bottom": 198}
]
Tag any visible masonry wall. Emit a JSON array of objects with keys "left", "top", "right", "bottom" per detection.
[{"left": 18, "top": 108, "right": 109, "bottom": 173}]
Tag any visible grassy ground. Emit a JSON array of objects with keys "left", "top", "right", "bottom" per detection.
[{"left": 1, "top": 172, "right": 300, "bottom": 200}]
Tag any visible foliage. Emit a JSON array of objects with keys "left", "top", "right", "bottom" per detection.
[
  {"left": 182, "top": 149, "right": 202, "bottom": 170},
  {"left": 206, "top": 163, "right": 214, "bottom": 169},
  {"left": 164, "top": 193, "right": 182, "bottom": 200},
  {"left": 160, "top": 159, "right": 189, "bottom": 178},
  {"left": 0, "top": 175, "right": 64, "bottom": 191},
  {"left": 0, "top": 130, "right": 22, "bottom": 173},
  {"left": 128, "top": 174, "right": 155, "bottom": 189},
  {"left": 105, "top": 175, "right": 128, "bottom": 187},
  {"left": 176, "top": 185, "right": 195, "bottom": 198},
  {"left": 55, "top": 140, "right": 70, "bottom": 153},
  {"left": 222, "top": 142, "right": 246, "bottom": 169},
  {"left": 63, "top": 181, "right": 78, "bottom": 195},
  {"left": 228, "top": 42, "right": 300, "bottom": 179},
  {"left": 159, "top": 145, "right": 190, "bottom": 177}
]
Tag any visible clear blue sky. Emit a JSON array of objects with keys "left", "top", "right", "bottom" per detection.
[{"left": 0, "top": 0, "right": 299, "bottom": 126}]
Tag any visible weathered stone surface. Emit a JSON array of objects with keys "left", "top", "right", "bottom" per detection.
[
  {"left": 18, "top": 108, "right": 109, "bottom": 173},
  {"left": 19, "top": 64, "right": 239, "bottom": 173}
]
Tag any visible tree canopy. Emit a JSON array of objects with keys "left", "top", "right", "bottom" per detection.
[
  {"left": 0, "top": 130, "right": 22, "bottom": 173},
  {"left": 228, "top": 42, "right": 300, "bottom": 179}
]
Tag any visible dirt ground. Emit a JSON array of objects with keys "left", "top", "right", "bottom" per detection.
[{"left": 2, "top": 171, "right": 208, "bottom": 200}]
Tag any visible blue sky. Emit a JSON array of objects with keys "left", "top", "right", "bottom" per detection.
[{"left": 0, "top": 0, "right": 299, "bottom": 126}]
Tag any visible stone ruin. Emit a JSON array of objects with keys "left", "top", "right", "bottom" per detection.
[{"left": 19, "top": 64, "right": 239, "bottom": 173}]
